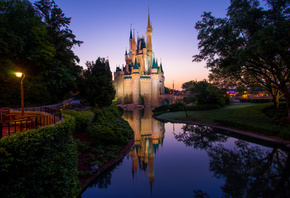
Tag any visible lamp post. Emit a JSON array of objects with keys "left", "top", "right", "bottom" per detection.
[{"left": 15, "top": 72, "right": 25, "bottom": 115}]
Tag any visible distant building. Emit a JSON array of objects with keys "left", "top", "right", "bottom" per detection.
[{"left": 113, "top": 10, "right": 165, "bottom": 107}]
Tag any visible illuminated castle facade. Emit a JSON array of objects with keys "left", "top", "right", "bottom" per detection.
[{"left": 113, "top": 11, "right": 165, "bottom": 107}]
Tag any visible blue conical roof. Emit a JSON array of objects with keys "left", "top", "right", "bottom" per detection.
[
  {"left": 134, "top": 59, "right": 139, "bottom": 69},
  {"left": 130, "top": 25, "right": 132, "bottom": 39},
  {"left": 160, "top": 62, "right": 164, "bottom": 73},
  {"left": 152, "top": 58, "right": 158, "bottom": 69}
]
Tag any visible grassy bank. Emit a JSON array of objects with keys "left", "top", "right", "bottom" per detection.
[{"left": 157, "top": 103, "right": 290, "bottom": 140}]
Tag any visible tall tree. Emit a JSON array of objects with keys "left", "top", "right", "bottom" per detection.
[
  {"left": 0, "top": 0, "right": 82, "bottom": 107},
  {"left": 193, "top": 0, "right": 290, "bottom": 117},
  {"left": 78, "top": 58, "right": 116, "bottom": 107},
  {"left": 34, "top": 0, "right": 83, "bottom": 102},
  {"left": 182, "top": 80, "right": 225, "bottom": 105}
]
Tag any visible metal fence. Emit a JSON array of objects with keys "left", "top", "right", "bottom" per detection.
[
  {"left": 0, "top": 99, "right": 85, "bottom": 139},
  {"left": 0, "top": 108, "right": 61, "bottom": 139}
]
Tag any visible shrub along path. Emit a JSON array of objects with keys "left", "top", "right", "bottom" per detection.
[
  {"left": 63, "top": 105, "right": 134, "bottom": 192},
  {"left": 156, "top": 102, "right": 290, "bottom": 144}
]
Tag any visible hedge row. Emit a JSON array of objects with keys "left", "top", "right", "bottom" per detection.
[
  {"left": 63, "top": 110, "right": 94, "bottom": 133},
  {"left": 89, "top": 106, "right": 133, "bottom": 147},
  {"left": 0, "top": 114, "right": 80, "bottom": 198},
  {"left": 153, "top": 103, "right": 220, "bottom": 116},
  {"left": 62, "top": 106, "right": 134, "bottom": 177},
  {"left": 0, "top": 105, "right": 134, "bottom": 197},
  {"left": 239, "top": 98, "right": 286, "bottom": 103}
]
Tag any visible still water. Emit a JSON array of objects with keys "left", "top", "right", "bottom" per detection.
[{"left": 82, "top": 108, "right": 289, "bottom": 198}]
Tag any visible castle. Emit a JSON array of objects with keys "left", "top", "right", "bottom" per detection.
[{"left": 113, "top": 11, "right": 165, "bottom": 107}]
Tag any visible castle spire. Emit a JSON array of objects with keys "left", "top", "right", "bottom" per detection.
[
  {"left": 160, "top": 59, "right": 164, "bottom": 73},
  {"left": 147, "top": 7, "right": 152, "bottom": 31},
  {"left": 148, "top": 7, "right": 151, "bottom": 28},
  {"left": 130, "top": 24, "right": 132, "bottom": 39},
  {"left": 146, "top": 7, "right": 153, "bottom": 55}
]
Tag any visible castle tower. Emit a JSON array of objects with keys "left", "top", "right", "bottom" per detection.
[
  {"left": 132, "top": 59, "right": 140, "bottom": 105},
  {"left": 129, "top": 25, "right": 133, "bottom": 54},
  {"left": 146, "top": 8, "right": 153, "bottom": 69},
  {"left": 151, "top": 59, "right": 159, "bottom": 107},
  {"left": 132, "top": 29, "right": 136, "bottom": 60},
  {"left": 159, "top": 59, "right": 165, "bottom": 94}
]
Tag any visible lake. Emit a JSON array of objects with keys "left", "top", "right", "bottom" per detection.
[{"left": 81, "top": 108, "right": 289, "bottom": 198}]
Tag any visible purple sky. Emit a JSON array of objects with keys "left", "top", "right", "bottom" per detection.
[{"left": 30, "top": 0, "right": 231, "bottom": 90}]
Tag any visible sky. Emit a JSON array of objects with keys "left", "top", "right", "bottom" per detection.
[{"left": 30, "top": 0, "right": 231, "bottom": 90}]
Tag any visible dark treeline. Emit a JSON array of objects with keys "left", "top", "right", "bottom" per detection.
[
  {"left": 0, "top": 0, "right": 82, "bottom": 107},
  {"left": 0, "top": 0, "right": 115, "bottom": 108}
]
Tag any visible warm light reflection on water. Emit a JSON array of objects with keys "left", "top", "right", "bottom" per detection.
[
  {"left": 123, "top": 108, "right": 165, "bottom": 192},
  {"left": 81, "top": 108, "right": 290, "bottom": 198}
]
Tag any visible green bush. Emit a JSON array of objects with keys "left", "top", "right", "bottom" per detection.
[
  {"left": 117, "top": 106, "right": 124, "bottom": 115},
  {"left": 89, "top": 105, "right": 133, "bottom": 147},
  {"left": 90, "top": 124, "right": 127, "bottom": 146},
  {"left": 0, "top": 105, "right": 135, "bottom": 198},
  {"left": 63, "top": 110, "right": 94, "bottom": 133},
  {"left": 0, "top": 116, "right": 80, "bottom": 197},
  {"left": 168, "top": 102, "right": 185, "bottom": 111},
  {"left": 139, "top": 95, "right": 145, "bottom": 105},
  {"left": 123, "top": 94, "right": 133, "bottom": 104},
  {"left": 75, "top": 139, "right": 90, "bottom": 153},
  {"left": 153, "top": 105, "right": 169, "bottom": 113},
  {"left": 153, "top": 103, "right": 221, "bottom": 116}
]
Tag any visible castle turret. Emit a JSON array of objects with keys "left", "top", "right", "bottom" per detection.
[
  {"left": 132, "top": 29, "right": 136, "bottom": 57},
  {"left": 125, "top": 49, "right": 129, "bottom": 63},
  {"left": 151, "top": 58, "right": 159, "bottom": 106},
  {"left": 151, "top": 58, "right": 158, "bottom": 74},
  {"left": 146, "top": 8, "right": 153, "bottom": 53},
  {"left": 159, "top": 60, "right": 165, "bottom": 94},
  {"left": 129, "top": 25, "right": 133, "bottom": 53},
  {"left": 132, "top": 59, "right": 140, "bottom": 105}
]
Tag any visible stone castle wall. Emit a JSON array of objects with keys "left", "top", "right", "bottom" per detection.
[
  {"left": 140, "top": 76, "right": 152, "bottom": 106},
  {"left": 123, "top": 77, "right": 133, "bottom": 103}
]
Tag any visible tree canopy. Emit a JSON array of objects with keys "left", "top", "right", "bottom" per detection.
[
  {"left": 193, "top": 0, "right": 290, "bottom": 117},
  {"left": 77, "top": 58, "right": 116, "bottom": 107},
  {"left": 182, "top": 80, "right": 227, "bottom": 106},
  {"left": 0, "top": 0, "right": 82, "bottom": 107}
]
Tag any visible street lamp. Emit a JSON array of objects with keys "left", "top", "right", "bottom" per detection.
[{"left": 15, "top": 72, "right": 25, "bottom": 115}]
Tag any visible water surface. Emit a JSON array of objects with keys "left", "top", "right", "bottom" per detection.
[{"left": 82, "top": 108, "right": 289, "bottom": 198}]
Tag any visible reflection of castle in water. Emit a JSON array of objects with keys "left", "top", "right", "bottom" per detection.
[{"left": 123, "top": 108, "right": 165, "bottom": 190}]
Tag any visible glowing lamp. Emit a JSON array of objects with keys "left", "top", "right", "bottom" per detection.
[
  {"left": 15, "top": 72, "right": 25, "bottom": 115},
  {"left": 15, "top": 72, "right": 23, "bottom": 78}
]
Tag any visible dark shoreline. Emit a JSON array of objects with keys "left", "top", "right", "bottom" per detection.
[
  {"left": 154, "top": 116, "right": 290, "bottom": 151},
  {"left": 79, "top": 138, "right": 134, "bottom": 195}
]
